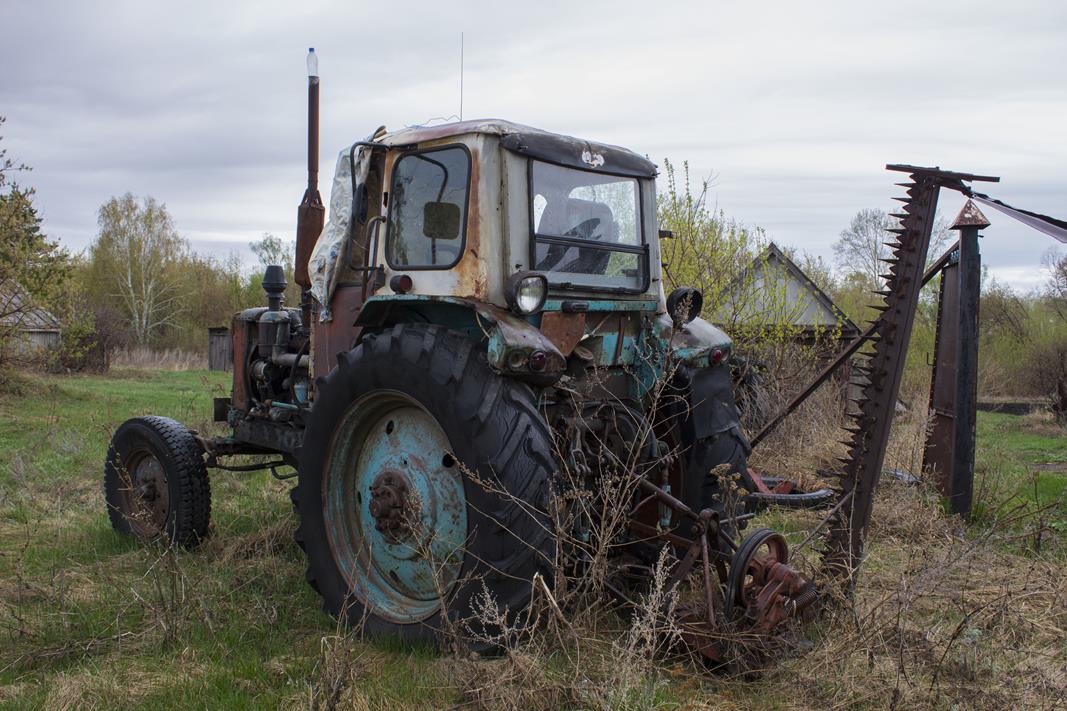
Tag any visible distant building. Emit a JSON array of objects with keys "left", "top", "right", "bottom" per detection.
[
  {"left": 0, "top": 287, "right": 62, "bottom": 356},
  {"left": 711, "top": 242, "right": 859, "bottom": 347}
]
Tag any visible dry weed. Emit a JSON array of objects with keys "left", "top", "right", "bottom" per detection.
[
  {"left": 43, "top": 668, "right": 169, "bottom": 710},
  {"left": 305, "top": 629, "right": 372, "bottom": 711},
  {"left": 110, "top": 346, "right": 206, "bottom": 371}
]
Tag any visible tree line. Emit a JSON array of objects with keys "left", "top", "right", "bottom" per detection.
[
  {"left": 5, "top": 117, "right": 1067, "bottom": 414},
  {"left": 0, "top": 117, "right": 297, "bottom": 373}
]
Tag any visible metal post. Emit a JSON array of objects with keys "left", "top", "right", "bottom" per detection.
[
  {"left": 923, "top": 251, "right": 959, "bottom": 499},
  {"left": 948, "top": 200, "right": 987, "bottom": 517}
]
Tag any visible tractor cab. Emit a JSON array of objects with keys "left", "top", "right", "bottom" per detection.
[{"left": 306, "top": 120, "right": 726, "bottom": 395}]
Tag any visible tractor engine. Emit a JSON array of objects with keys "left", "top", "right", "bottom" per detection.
[{"left": 228, "top": 265, "right": 310, "bottom": 423}]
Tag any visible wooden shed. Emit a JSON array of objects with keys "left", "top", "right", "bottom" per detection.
[
  {"left": 710, "top": 242, "right": 859, "bottom": 347},
  {"left": 208, "top": 327, "right": 231, "bottom": 371},
  {"left": 0, "top": 287, "right": 61, "bottom": 356}
]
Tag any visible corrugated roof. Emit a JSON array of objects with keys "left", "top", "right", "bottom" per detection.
[
  {"left": 711, "top": 242, "right": 859, "bottom": 333},
  {"left": 0, "top": 286, "right": 61, "bottom": 331}
]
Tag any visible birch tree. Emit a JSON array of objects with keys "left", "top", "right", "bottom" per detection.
[
  {"left": 90, "top": 194, "right": 187, "bottom": 346},
  {"left": 833, "top": 207, "right": 951, "bottom": 288}
]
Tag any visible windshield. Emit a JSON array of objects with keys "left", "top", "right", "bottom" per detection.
[{"left": 530, "top": 160, "right": 646, "bottom": 291}]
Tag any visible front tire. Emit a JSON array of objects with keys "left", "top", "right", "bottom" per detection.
[
  {"left": 294, "top": 324, "right": 555, "bottom": 646},
  {"left": 104, "top": 416, "right": 211, "bottom": 547}
]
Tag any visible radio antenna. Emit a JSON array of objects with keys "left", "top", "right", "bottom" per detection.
[{"left": 459, "top": 32, "right": 464, "bottom": 121}]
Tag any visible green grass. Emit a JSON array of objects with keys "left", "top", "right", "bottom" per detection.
[
  {"left": 1, "top": 370, "right": 1064, "bottom": 709},
  {"left": 0, "top": 369, "right": 456, "bottom": 709},
  {"left": 973, "top": 411, "right": 1067, "bottom": 528}
]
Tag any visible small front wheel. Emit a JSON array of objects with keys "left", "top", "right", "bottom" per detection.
[{"left": 104, "top": 416, "right": 211, "bottom": 547}]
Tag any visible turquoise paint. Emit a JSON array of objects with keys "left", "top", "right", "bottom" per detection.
[
  {"left": 598, "top": 332, "right": 620, "bottom": 363},
  {"left": 672, "top": 346, "right": 731, "bottom": 368},
  {"left": 632, "top": 317, "right": 669, "bottom": 400},
  {"left": 356, "top": 294, "right": 732, "bottom": 389},
  {"left": 325, "top": 393, "right": 466, "bottom": 623},
  {"left": 541, "top": 299, "right": 659, "bottom": 313}
]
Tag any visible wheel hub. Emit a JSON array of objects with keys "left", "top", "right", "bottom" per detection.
[
  {"left": 126, "top": 455, "right": 168, "bottom": 535},
  {"left": 324, "top": 391, "right": 467, "bottom": 623},
  {"left": 368, "top": 470, "right": 411, "bottom": 540}
]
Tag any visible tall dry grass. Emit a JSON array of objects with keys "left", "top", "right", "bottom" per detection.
[
  {"left": 404, "top": 348, "right": 1067, "bottom": 710},
  {"left": 109, "top": 346, "right": 206, "bottom": 371}
]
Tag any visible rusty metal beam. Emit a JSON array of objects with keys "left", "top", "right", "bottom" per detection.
[
  {"left": 922, "top": 252, "right": 960, "bottom": 494},
  {"left": 885, "top": 164, "right": 1000, "bottom": 184},
  {"left": 821, "top": 168, "right": 942, "bottom": 585},
  {"left": 922, "top": 200, "right": 988, "bottom": 517},
  {"left": 950, "top": 217, "right": 981, "bottom": 517}
]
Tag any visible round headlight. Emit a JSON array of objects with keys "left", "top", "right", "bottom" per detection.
[
  {"left": 505, "top": 271, "right": 548, "bottom": 315},
  {"left": 666, "top": 286, "right": 704, "bottom": 327}
]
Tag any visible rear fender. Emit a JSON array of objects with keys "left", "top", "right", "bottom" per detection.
[
  {"left": 668, "top": 315, "right": 732, "bottom": 368},
  {"left": 355, "top": 295, "right": 565, "bottom": 379},
  {"left": 650, "top": 313, "right": 745, "bottom": 443}
]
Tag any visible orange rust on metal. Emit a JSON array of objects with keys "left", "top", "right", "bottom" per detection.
[
  {"left": 230, "top": 318, "right": 250, "bottom": 409},
  {"left": 730, "top": 532, "right": 816, "bottom": 634},
  {"left": 295, "top": 201, "right": 324, "bottom": 289},
  {"left": 312, "top": 286, "right": 365, "bottom": 377},
  {"left": 540, "top": 311, "right": 586, "bottom": 356},
  {"left": 455, "top": 145, "right": 485, "bottom": 299},
  {"left": 379, "top": 119, "right": 523, "bottom": 147},
  {"left": 677, "top": 610, "right": 724, "bottom": 661},
  {"left": 952, "top": 198, "right": 991, "bottom": 229}
]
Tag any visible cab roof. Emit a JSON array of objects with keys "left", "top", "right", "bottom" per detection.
[{"left": 379, "top": 118, "right": 658, "bottom": 179}]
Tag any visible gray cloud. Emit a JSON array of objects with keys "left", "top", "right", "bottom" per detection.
[{"left": 2, "top": 0, "right": 1065, "bottom": 289}]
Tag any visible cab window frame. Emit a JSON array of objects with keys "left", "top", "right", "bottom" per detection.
[
  {"left": 384, "top": 143, "right": 472, "bottom": 271},
  {"left": 525, "top": 158, "right": 650, "bottom": 295}
]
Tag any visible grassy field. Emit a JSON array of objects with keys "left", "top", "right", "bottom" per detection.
[{"left": 0, "top": 370, "right": 1064, "bottom": 709}]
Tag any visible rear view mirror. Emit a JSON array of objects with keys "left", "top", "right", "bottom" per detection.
[{"left": 423, "top": 202, "right": 461, "bottom": 241}]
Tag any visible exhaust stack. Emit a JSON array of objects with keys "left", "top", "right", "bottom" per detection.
[{"left": 294, "top": 48, "right": 324, "bottom": 296}]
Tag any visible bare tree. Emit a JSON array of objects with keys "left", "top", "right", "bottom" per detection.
[
  {"left": 1022, "top": 249, "right": 1067, "bottom": 420},
  {"left": 1042, "top": 248, "right": 1067, "bottom": 320},
  {"left": 0, "top": 116, "right": 29, "bottom": 184},
  {"left": 833, "top": 208, "right": 890, "bottom": 287},
  {"left": 833, "top": 207, "right": 950, "bottom": 288},
  {"left": 89, "top": 194, "right": 187, "bottom": 346},
  {"left": 250, "top": 232, "right": 294, "bottom": 273}
]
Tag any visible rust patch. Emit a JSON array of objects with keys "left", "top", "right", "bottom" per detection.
[
  {"left": 312, "top": 285, "right": 365, "bottom": 377},
  {"left": 230, "top": 317, "right": 249, "bottom": 409},
  {"left": 454, "top": 145, "right": 485, "bottom": 299},
  {"left": 539, "top": 311, "right": 586, "bottom": 356}
]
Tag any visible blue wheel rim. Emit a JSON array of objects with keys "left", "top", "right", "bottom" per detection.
[{"left": 324, "top": 390, "right": 467, "bottom": 623}]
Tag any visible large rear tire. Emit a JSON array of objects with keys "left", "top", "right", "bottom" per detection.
[
  {"left": 104, "top": 416, "right": 211, "bottom": 548},
  {"left": 293, "top": 324, "right": 555, "bottom": 646}
]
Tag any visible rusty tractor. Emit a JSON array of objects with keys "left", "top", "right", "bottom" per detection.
[{"left": 104, "top": 51, "right": 983, "bottom": 661}]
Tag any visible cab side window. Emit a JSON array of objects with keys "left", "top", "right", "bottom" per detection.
[{"left": 385, "top": 146, "right": 471, "bottom": 269}]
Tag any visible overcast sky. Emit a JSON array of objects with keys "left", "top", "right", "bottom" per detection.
[{"left": 2, "top": 0, "right": 1065, "bottom": 291}]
